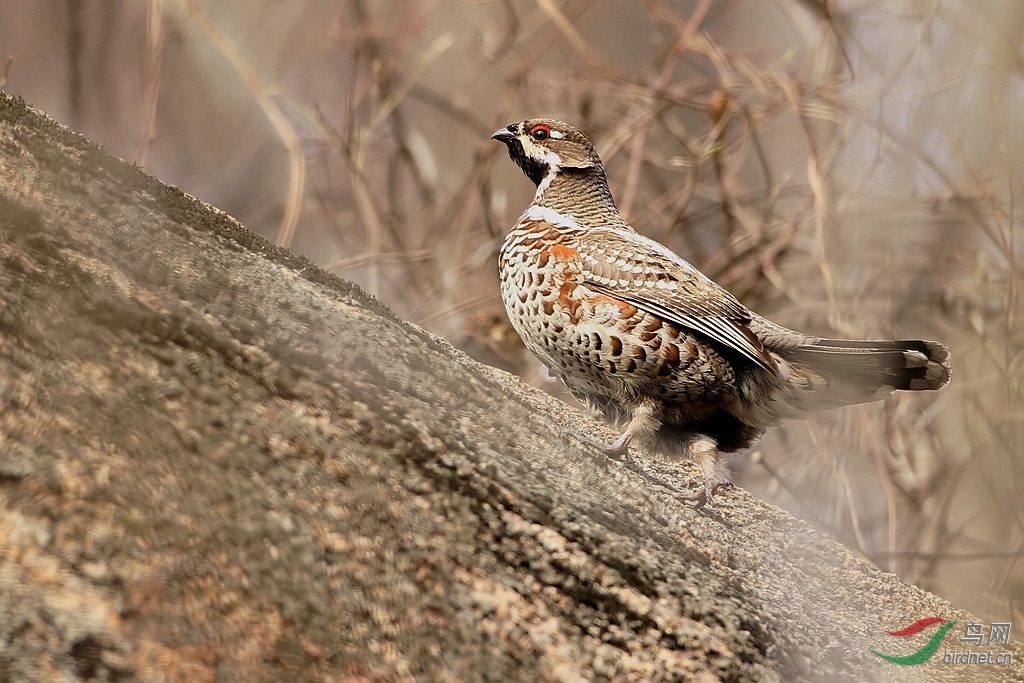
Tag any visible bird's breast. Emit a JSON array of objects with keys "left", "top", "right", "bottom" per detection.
[{"left": 499, "top": 227, "right": 738, "bottom": 407}]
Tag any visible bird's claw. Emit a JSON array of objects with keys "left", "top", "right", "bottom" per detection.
[
  {"left": 581, "top": 433, "right": 633, "bottom": 462},
  {"left": 674, "top": 481, "right": 731, "bottom": 509}
]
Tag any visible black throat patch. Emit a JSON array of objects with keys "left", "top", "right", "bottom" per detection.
[{"left": 504, "top": 138, "right": 550, "bottom": 187}]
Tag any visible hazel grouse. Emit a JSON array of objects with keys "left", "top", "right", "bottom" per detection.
[{"left": 492, "top": 118, "right": 950, "bottom": 507}]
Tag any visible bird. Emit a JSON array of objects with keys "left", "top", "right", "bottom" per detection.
[{"left": 491, "top": 118, "right": 951, "bottom": 507}]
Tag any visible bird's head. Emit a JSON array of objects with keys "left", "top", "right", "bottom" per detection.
[{"left": 491, "top": 119, "right": 601, "bottom": 190}]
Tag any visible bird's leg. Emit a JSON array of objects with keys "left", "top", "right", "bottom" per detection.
[
  {"left": 582, "top": 399, "right": 662, "bottom": 464},
  {"left": 675, "top": 435, "right": 732, "bottom": 509},
  {"left": 581, "top": 400, "right": 705, "bottom": 498},
  {"left": 581, "top": 403, "right": 731, "bottom": 508}
]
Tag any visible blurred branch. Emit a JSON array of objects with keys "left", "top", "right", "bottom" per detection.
[
  {"left": 533, "top": 0, "right": 599, "bottom": 64},
  {"left": 0, "top": 56, "right": 12, "bottom": 89},
  {"left": 136, "top": 0, "right": 164, "bottom": 166},
  {"left": 181, "top": 0, "right": 307, "bottom": 249}
]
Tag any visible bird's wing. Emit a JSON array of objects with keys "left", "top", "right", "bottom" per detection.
[{"left": 573, "top": 227, "right": 776, "bottom": 371}]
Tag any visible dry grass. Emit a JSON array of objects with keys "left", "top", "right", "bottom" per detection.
[{"left": 1, "top": 0, "right": 1021, "bottom": 626}]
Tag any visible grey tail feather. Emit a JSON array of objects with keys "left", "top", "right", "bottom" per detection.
[{"left": 785, "top": 338, "right": 951, "bottom": 392}]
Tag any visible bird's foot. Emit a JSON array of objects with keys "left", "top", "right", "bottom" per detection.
[
  {"left": 673, "top": 436, "right": 733, "bottom": 508},
  {"left": 581, "top": 432, "right": 633, "bottom": 462},
  {"left": 674, "top": 479, "right": 732, "bottom": 509}
]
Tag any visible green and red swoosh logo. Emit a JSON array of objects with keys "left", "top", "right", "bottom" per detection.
[{"left": 871, "top": 617, "right": 957, "bottom": 665}]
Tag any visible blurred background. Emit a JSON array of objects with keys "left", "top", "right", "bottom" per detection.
[{"left": 1, "top": 0, "right": 1020, "bottom": 627}]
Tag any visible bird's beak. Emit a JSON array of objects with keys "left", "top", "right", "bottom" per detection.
[{"left": 491, "top": 126, "right": 515, "bottom": 142}]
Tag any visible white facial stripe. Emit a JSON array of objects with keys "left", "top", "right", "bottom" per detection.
[
  {"left": 526, "top": 146, "right": 562, "bottom": 199},
  {"left": 549, "top": 130, "right": 564, "bottom": 139},
  {"left": 535, "top": 171, "right": 556, "bottom": 198}
]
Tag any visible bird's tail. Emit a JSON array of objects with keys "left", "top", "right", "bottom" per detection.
[{"left": 781, "top": 338, "right": 951, "bottom": 409}]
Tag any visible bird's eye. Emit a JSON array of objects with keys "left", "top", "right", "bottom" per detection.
[{"left": 530, "top": 124, "right": 551, "bottom": 141}]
